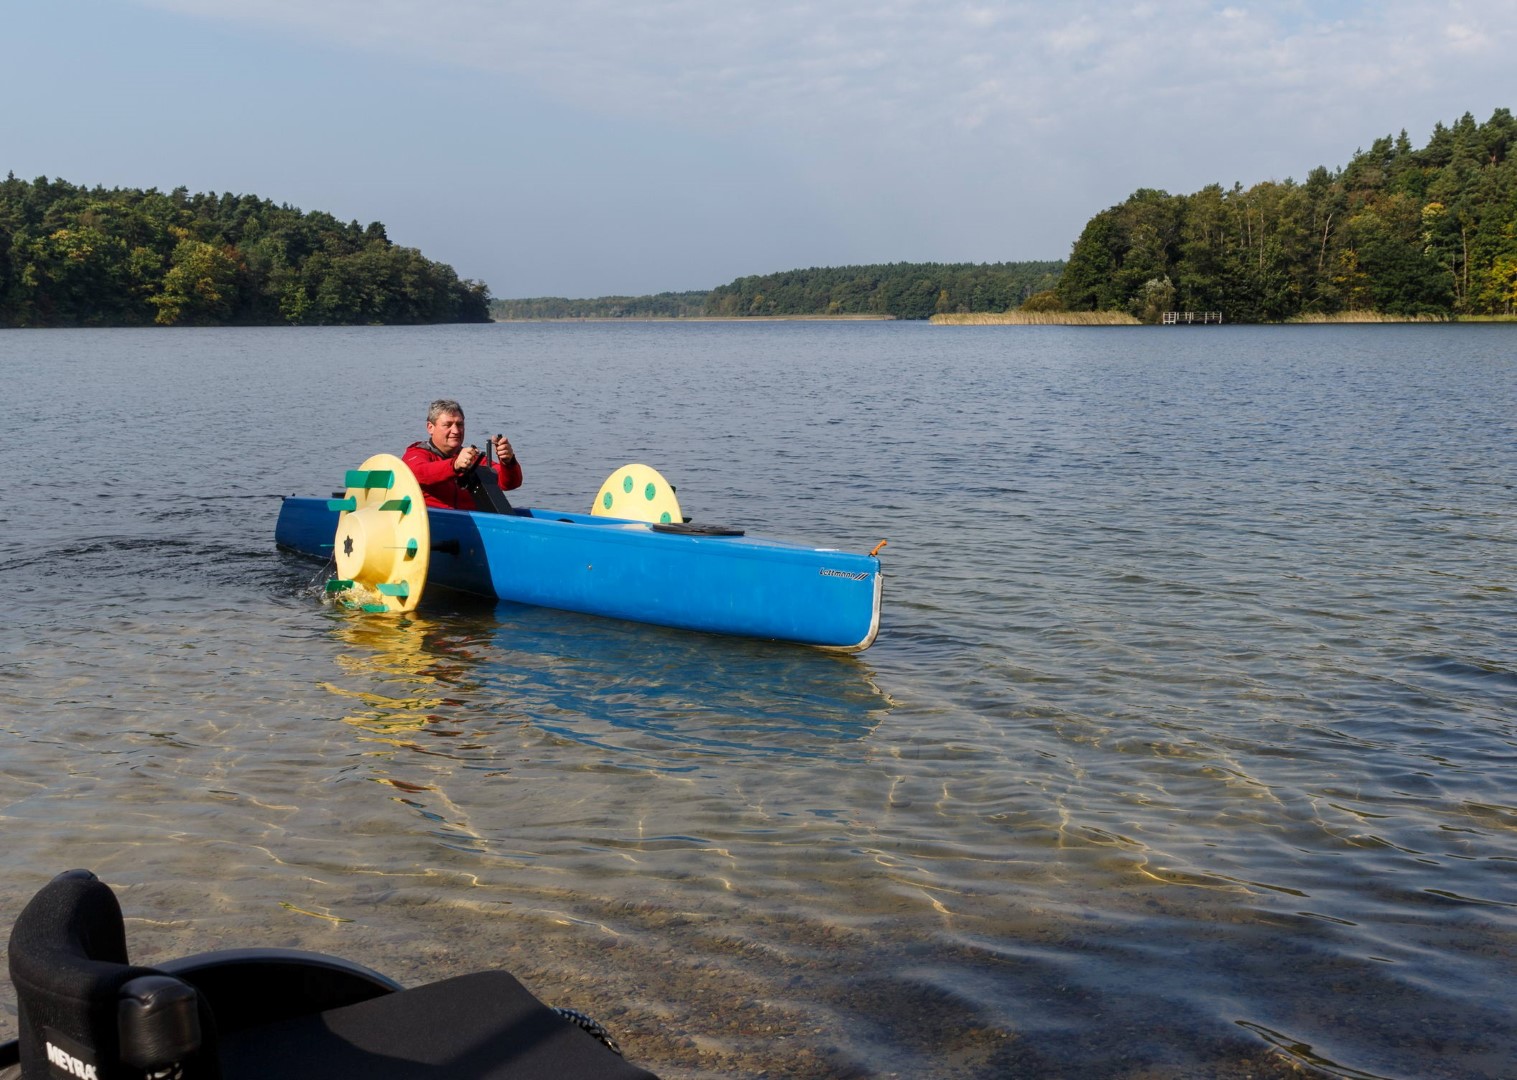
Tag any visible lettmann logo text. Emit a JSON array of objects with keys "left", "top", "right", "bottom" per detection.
[{"left": 819, "top": 568, "right": 870, "bottom": 581}]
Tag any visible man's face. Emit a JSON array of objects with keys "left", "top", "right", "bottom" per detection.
[{"left": 428, "top": 411, "right": 466, "bottom": 453}]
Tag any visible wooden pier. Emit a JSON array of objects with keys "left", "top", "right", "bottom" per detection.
[{"left": 1162, "top": 311, "right": 1223, "bottom": 325}]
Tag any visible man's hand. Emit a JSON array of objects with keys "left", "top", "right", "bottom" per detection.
[
  {"left": 455, "top": 445, "right": 482, "bottom": 472},
  {"left": 492, "top": 434, "right": 515, "bottom": 463}
]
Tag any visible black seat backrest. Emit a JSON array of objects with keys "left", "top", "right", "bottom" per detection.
[
  {"left": 8, "top": 870, "right": 208, "bottom": 1080},
  {"left": 8, "top": 870, "right": 657, "bottom": 1080}
]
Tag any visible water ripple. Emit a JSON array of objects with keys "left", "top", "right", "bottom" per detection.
[{"left": 1, "top": 324, "right": 1513, "bottom": 1079}]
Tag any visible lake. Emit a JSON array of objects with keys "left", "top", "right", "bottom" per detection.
[{"left": 1, "top": 321, "right": 1513, "bottom": 1079}]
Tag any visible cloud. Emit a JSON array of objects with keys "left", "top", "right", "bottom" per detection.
[
  {"left": 133, "top": 0, "right": 1517, "bottom": 191},
  {"left": 135, "top": 1, "right": 1514, "bottom": 137},
  {"left": 126, "top": 0, "right": 1517, "bottom": 289}
]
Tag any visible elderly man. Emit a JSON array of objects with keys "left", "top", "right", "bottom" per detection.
[{"left": 402, "top": 399, "right": 523, "bottom": 510}]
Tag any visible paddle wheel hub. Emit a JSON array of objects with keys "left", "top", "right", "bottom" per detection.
[{"left": 326, "top": 454, "right": 430, "bottom": 613}]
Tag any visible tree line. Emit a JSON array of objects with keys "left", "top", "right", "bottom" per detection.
[
  {"left": 490, "top": 262, "right": 1065, "bottom": 321},
  {"left": 705, "top": 261, "right": 1063, "bottom": 319},
  {"left": 1055, "top": 109, "right": 1517, "bottom": 321},
  {"left": 16, "top": 107, "right": 1513, "bottom": 328},
  {"left": 491, "top": 291, "right": 709, "bottom": 319},
  {"left": 0, "top": 175, "right": 491, "bottom": 327}
]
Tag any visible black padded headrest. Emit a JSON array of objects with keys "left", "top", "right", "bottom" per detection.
[{"left": 7, "top": 870, "right": 160, "bottom": 1080}]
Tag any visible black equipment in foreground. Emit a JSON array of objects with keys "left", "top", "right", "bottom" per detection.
[
  {"left": 3, "top": 869, "right": 658, "bottom": 1079},
  {"left": 461, "top": 436, "right": 516, "bottom": 515}
]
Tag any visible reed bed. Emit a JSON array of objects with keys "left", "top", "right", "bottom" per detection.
[
  {"left": 1286, "top": 310, "right": 1448, "bottom": 323},
  {"left": 931, "top": 310, "right": 1141, "bottom": 325}
]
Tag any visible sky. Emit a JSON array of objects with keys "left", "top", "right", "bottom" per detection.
[{"left": 4, "top": 1, "right": 1513, "bottom": 298}]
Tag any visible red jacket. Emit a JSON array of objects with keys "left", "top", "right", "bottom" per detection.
[{"left": 403, "top": 441, "right": 523, "bottom": 510}]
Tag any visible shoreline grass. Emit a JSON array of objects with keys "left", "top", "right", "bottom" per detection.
[
  {"left": 489, "top": 310, "right": 1514, "bottom": 325},
  {"left": 930, "top": 311, "right": 1141, "bottom": 325},
  {"left": 1286, "top": 311, "right": 1449, "bottom": 323},
  {"left": 491, "top": 313, "right": 895, "bottom": 323}
]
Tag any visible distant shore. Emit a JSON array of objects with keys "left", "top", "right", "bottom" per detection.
[
  {"left": 489, "top": 310, "right": 1517, "bottom": 326},
  {"left": 1287, "top": 311, "right": 1517, "bottom": 323},
  {"left": 491, "top": 313, "right": 896, "bottom": 323},
  {"left": 931, "top": 311, "right": 1139, "bottom": 325},
  {"left": 932, "top": 311, "right": 1517, "bottom": 326}
]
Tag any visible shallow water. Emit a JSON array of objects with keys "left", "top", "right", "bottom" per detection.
[{"left": 1, "top": 322, "right": 1514, "bottom": 1078}]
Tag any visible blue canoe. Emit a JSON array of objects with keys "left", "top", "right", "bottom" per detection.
[{"left": 274, "top": 497, "right": 884, "bottom": 651}]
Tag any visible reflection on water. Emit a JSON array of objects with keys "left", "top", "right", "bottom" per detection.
[{"left": 323, "top": 602, "right": 892, "bottom": 852}]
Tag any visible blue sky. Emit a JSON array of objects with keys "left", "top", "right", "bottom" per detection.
[{"left": 4, "top": 1, "right": 1512, "bottom": 298}]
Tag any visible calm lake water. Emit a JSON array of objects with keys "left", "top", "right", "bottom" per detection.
[{"left": 1, "top": 322, "right": 1513, "bottom": 1079}]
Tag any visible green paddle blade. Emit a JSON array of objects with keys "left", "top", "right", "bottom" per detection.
[{"left": 344, "top": 469, "right": 395, "bottom": 490}]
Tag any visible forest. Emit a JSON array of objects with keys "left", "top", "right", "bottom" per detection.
[
  {"left": 704, "top": 261, "right": 1064, "bottom": 319},
  {"left": 1056, "top": 109, "right": 1517, "bottom": 321},
  {"left": 0, "top": 176, "right": 491, "bottom": 327},
  {"left": 491, "top": 262, "right": 1065, "bottom": 321},
  {"left": 491, "top": 291, "right": 709, "bottom": 320}
]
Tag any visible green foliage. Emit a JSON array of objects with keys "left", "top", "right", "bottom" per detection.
[
  {"left": 0, "top": 175, "right": 490, "bottom": 327},
  {"left": 492, "top": 264, "right": 1063, "bottom": 321},
  {"left": 1059, "top": 109, "right": 1517, "bottom": 321},
  {"left": 1019, "top": 289, "right": 1064, "bottom": 312},
  {"left": 705, "top": 262, "right": 1064, "bottom": 319},
  {"left": 491, "top": 291, "right": 709, "bottom": 320}
]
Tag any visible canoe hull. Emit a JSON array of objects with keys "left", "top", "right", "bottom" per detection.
[{"left": 275, "top": 499, "right": 882, "bottom": 650}]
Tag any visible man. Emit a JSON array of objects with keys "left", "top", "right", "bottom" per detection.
[{"left": 402, "top": 399, "right": 523, "bottom": 510}]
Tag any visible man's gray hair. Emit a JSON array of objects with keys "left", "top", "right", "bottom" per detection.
[{"left": 427, "top": 399, "right": 464, "bottom": 423}]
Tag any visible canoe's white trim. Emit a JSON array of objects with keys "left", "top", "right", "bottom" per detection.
[{"left": 819, "top": 567, "right": 883, "bottom": 653}]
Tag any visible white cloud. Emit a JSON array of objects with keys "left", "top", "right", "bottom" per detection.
[
  {"left": 127, "top": 0, "right": 1517, "bottom": 287},
  {"left": 1442, "top": 21, "right": 1485, "bottom": 52},
  {"left": 135, "top": 1, "right": 1514, "bottom": 153}
]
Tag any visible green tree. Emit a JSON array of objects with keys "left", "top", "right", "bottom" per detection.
[
  {"left": 1060, "top": 108, "right": 1516, "bottom": 321},
  {"left": 1487, "top": 255, "right": 1517, "bottom": 314},
  {"left": 0, "top": 175, "right": 490, "bottom": 327},
  {"left": 149, "top": 234, "right": 242, "bottom": 325},
  {"left": 1020, "top": 289, "right": 1063, "bottom": 312}
]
